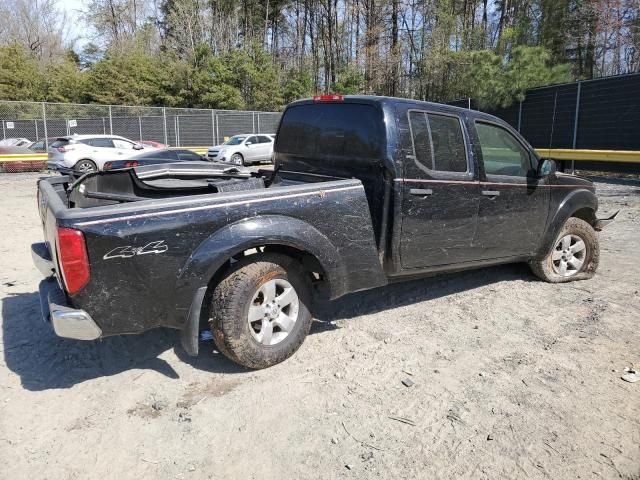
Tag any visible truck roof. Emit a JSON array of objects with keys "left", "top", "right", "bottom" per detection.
[{"left": 288, "top": 95, "right": 504, "bottom": 124}]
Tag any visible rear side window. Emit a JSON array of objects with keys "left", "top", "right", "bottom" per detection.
[
  {"left": 50, "top": 139, "right": 70, "bottom": 148},
  {"left": 257, "top": 135, "right": 272, "bottom": 144},
  {"left": 82, "top": 138, "right": 115, "bottom": 148},
  {"left": 277, "top": 103, "right": 382, "bottom": 159},
  {"left": 408, "top": 111, "right": 467, "bottom": 173}
]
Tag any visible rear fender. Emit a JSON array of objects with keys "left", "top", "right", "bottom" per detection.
[{"left": 173, "top": 215, "right": 346, "bottom": 327}]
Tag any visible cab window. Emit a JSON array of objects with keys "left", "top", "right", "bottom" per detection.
[
  {"left": 476, "top": 123, "right": 532, "bottom": 177},
  {"left": 408, "top": 111, "right": 468, "bottom": 174}
]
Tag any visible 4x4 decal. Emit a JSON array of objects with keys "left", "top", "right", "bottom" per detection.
[{"left": 103, "top": 240, "right": 168, "bottom": 260}]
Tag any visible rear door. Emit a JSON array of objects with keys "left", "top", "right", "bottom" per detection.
[
  {"left": 243, "top": 136, "right": 259, "bottom": 162},
  {"left": 399, "top": 108, "right": 480, "bottom": 268},
  {"left": 472, "top": 121, "right": 550, "bottom": 258},
  {"left": 82, "top": 137, "right": 116, "bottom": 161},
  {"left": 256, "top": 135, "right": 273, "bottom": 160}
]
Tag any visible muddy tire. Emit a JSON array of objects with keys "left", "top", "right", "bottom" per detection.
[
  {"left": 530, "top": 217, "right": 599, "bottom": 283},
  {"left": 210, "top": 253, "right": 313, "bottom": 369}
]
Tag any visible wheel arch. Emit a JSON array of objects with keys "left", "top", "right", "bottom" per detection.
[
  {"left": 535, "top": 189, "right": 598, "bottom": 259},
  {"left": 173, "top": 215, "right": 347, "bottom": 329}
]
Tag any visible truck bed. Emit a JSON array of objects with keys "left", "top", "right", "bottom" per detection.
[{"left": 36, "top": 162, "right": 387, "bottom": 336}]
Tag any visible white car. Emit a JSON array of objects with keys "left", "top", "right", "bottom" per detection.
[
  {"left": 47, "top": 135, "right": 157, "bottom": 173},
  {"left": 207, "top": 134, "right": 274, "bottom": 166}
]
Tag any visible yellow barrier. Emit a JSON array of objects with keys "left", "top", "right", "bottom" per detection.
[
  {"left": 0, "top": 148, "right": 639, "bottom": 163},
  {"left": 535, "top": 149, "right": 640, "bottom": 163}
]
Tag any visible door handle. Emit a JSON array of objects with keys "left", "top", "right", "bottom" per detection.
[
  {"left": 481, "top": 190, "right": 500, "bottom": 197},
  {"left": 410, "top": 188, "right": 433, "bottom": 196}
]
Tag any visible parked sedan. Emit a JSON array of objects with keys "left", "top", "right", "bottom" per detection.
[
  {"left": 47, "top": 134, "right": 157, "bottom": 173},
  {"left": 28, "top": 138, "right": 58, "bottom": 153},
  {"left": 103, "top": 149, "right": 207, "bottom": 170},
  {"left": 206, "top": 134, "right": 274, "bottom": 166}
]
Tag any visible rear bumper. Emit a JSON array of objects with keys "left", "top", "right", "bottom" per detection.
[
  {"left": 32, "top": 242, "right": 102, "bottom": 341},
  {"left": 38, "top": 279, "right": 102, "bottom": 340}
]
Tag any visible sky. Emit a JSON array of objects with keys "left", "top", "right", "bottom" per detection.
[{"left": 60, "top": 0, "right": 89, "bottom": 48}]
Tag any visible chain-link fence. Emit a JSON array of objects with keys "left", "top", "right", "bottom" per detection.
[{"left": 0, "top": 100, "right": 282, "bottom": 172}]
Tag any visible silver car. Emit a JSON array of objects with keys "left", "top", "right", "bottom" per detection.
[
  {"left": 207, "top": 134, "right": 274, "bottom": 166},
  {"left": 47, "top": 135, "right": 156, "bottom": 173}
]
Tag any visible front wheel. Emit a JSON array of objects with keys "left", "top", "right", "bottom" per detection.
[
  {"left": 230, "top": 153, "right": 245, "bottom": 166},
  {"left": 530, "top": 217, "right": 600, "bottom": 283},
  {"left": 210, "top": 253, "right": 313, "bottom": 369}
]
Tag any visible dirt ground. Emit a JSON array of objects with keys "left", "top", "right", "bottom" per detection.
[{"left": 0, "top": 172, "right": 638, "bottom": 480}]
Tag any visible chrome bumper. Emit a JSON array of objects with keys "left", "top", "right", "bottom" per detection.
[
  {"left": 33, "top": 242, "right": 102, "bottom": 341},
  {"left": 38, "top": 279, "right": 102, "bottom": 340}
]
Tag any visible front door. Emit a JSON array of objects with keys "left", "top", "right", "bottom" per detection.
[
  {"left": 400, "top": 108, "right": 480, "bottom": 269},
  {"left": 472, "top": 121, "right": 550, "bottom": 259}
]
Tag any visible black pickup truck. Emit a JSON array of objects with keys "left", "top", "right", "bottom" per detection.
[{"left": 32, "top": 96, "right": 616, "bottom": 368}]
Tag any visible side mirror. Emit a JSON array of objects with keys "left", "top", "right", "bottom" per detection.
[
  {"left": 245, "top": 142, "right": 252, "bottom": 146},
  {"left": 537, "top": 158, "right": 556, "bottom": 177},
  {"left": 133, "top": 144, "right": 144, "bottom": 150}
]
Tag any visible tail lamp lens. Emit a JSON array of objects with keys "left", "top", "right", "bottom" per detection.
[
  {"left": 125, "top": 160, "right": 139, "bottom": 168},
  {"left": 57, "top": 227, "right": 90, "bottom": 295},
  {"left": 103, "top": 162, "right": 112, "bottom": 170}
]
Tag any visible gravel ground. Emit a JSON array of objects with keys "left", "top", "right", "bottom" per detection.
[{"left": 0, "top": 172, "right": 639, "bottom": 480}]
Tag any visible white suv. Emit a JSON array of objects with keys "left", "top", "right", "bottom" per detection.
[
  {"left": 47, "top": 135, "right": 156, "bottom": 173},
  {"left": 207, "top": 134, "right": 274, "bottom": 166}
]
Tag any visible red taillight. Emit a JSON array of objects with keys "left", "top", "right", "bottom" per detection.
[
  {"left": 56, "top": 227, "right": 90, "bottom": 295},
  {"left": 124, "top": 160, "right": 139, "bottom": 168},
  {"left": 313, "top": 94, "right": 344, "bottom": 102},
  {"left": 103, "top": 162, "right": 112, "bottom": 170}
]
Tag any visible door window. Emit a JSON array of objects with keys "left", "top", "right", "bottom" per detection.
[
  {"left": 245, "top": 136, "right": 258, "bottom": 145},
  {"left": 408, "top": 111, "right": 467, "bottom": 174},
  {"left": 476, "top": 123, "right": 532, "bottom": 177},
  {"left": 257, "top": 135, "right": 272, "bottom": 143},
  {"left": 113, "top": 139, "right": 136, "bottom": 149}
]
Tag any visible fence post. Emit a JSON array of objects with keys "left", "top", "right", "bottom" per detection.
[
  {"left": 34, "top": 119, "right": 38, "bottom": 140},
  {"left": 162, "top": 107, "right": 168, "bottom": 146},
  {"left": 108, "top": 105, "right": 113, "bottom": 134},
  {"left": 102, "top": 117, "right": 106, "bottom": 134},
  {"left": 571, "top": 81, "right": 582, "bottom": 174},
  {"left": 138, "top": 116, "right": 143, "bottom": 141},
  {"left": 253, "top": 112, "right": 256, "bottom": 133},
  {"left": 257, "top": 114, "right": 261, "bottom": 133},
  {"left": 175, "top": 116, "right": 180, "bottom": 146},
  {"left": 517, "top": 100, "right": 523, "bottom": 132},
  {"left": 211, "top": 110, "right": 216, "bottom": 145},
  {"left": 42, "top": 102, "right": 48, "bottom": 149},
  {"left": 215, "top": 113, "right": 219, "bottom": 145},
  {"left": 468, "top": 98, "right": 471, "bottom": 110}
]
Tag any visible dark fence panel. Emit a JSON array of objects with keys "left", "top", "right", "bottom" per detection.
[{"left": 449, "top": 73, "right": 640, "bottom": 154}]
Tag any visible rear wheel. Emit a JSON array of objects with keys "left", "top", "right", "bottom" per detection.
[
  {"left": 230, "top": 153, "right": 245, "bottom": 166},
  {"left": 210, "top": 253, "right": 313, "bottom": 369},
  {"left": 530, "top": 217, "right": 599, "bottom": 283},
  {"left": 74, "top": 159, "right": 97, "bottom": 173}
]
